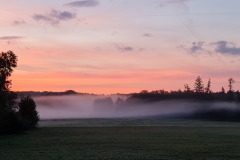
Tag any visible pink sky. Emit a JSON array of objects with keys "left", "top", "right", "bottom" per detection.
[{"left": 1, "top": 0, "right": 240, "bottom": 94}]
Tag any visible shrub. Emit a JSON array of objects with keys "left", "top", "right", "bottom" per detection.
[{"left": 18, "top": 96, "right": 39, "bottom": 129}]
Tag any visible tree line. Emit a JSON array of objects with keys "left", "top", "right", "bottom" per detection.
[
  {"left": 94, "top": 76, "right": 239, "bottom": 110},
  {"left": 128, "top": 76, "right": 240, "bottom": 102},
  {"left": 0, "top": 51, "right": 39, "bottom": 134}
]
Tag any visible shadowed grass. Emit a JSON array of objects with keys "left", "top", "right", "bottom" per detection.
[{"left": 1, "top": 120, "right": 240, "bottom": 160}]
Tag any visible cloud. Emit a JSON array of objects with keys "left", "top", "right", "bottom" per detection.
[
  {"left": 13, "top": 20, "right": 25, "bottom": 25},
  {"left": 65, "top": 0, "right": 99, "bottom": 7},
  {"left": 33, "top": 14, "right": 51, "bottom": 22},
  {"left": 17, "top": 65, "right": 46, "bottom": 72},
  {"left": 117, "top": 45, "right": 134, "bottom": 52},
  {"left": 188, "top": 41, "right": 205, "bottom": 53},
  {"left": 143, "top": 33, "right": 152, "bottom": 37},
  {"left": 33, "top": 9, "right": 76, "bottom": 25},
  {"left": 168, "top": 0, "right": 189, "bottom": 3},
  {"left": 213, "top": 41, "right": 240, "bottom": 55},
  {"left": 0, "top": 36, "right": 24, "bottom": 45},
  {"left": 186, "top": 41, "right": 240, "bottom": 56},
  {"left": 159, "top": 0, "right": 190, "bottom": 7},
  {"left": 0, "top": 36, "right": 23, "bottom": 40},
  {"left": 50, "top": 10, "right": 76, "bottom": 20}
]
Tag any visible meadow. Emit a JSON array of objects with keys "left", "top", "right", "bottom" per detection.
[{"left": 1, "top": 119, "right": 240, "bottom": 160}]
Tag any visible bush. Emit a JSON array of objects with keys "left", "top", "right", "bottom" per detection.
[{"left": 18, "top": 96, "right": 39, "bottom": 129}]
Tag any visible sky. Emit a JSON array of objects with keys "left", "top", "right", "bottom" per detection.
[{"left": 1, "top": 0, "right": 240, "bottom": 94}]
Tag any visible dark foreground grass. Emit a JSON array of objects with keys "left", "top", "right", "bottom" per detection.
[{"left": 1, "top": 121, "right": 240, "bottom": 160}]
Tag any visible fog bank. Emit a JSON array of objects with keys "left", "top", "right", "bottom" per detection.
[{"left": 34, "top": 95, "right": 240, "bottom": 120}]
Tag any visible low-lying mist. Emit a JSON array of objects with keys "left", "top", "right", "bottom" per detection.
[
  {"left": 35, "top": 95, "right": 126, "bottom": 119},
  {"left": 34, "top": 95, "right": 240, "bottom": 121}
]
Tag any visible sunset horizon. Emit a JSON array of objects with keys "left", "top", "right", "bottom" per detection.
[{"left": 1, "top": 0, "right": 240, "bottom": 94}]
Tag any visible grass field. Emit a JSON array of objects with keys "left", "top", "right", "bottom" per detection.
[{"left": 1, "top": 119, "right": 240, "bottom": 160}]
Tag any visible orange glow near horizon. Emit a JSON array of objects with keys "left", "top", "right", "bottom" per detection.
[
  {"left": 11, "top": 70, "right": 192, "bottom": 94},
  {"left": 11, "top": 68, "right": 240, "bottom": 94}
]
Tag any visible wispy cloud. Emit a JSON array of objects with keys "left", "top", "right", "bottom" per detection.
[
  {"left": 0, "top": 36, "right": 24, "bottom": 45},
  {"left": 188, "top": 41, "right": 205, "bottom": 53},
  {"left": 33, "top": 9, "right": 76, "bottom": 25},
  {"left": 159, "top": 0, "right": 190, "bottom": 7},
  {"left": 17, "top": 65, "right": 47, "bottom": 72},
  {"left": 143, "top": 33, "right": 152, "bottom": 37},
  {"left": 51, "top": 10, "right": 76, "bottom": 20},
  {"left": 0, "top": 36, "right": 23, "bottom": 40},
  {"left": 65, "top": 0, "right": 99, "bottom": 8},
  {"left": 13, "top": 20, "right": 25, "bottom": 26},
  {"left": 116, "top": 45, "right": 134, "bottom": 52},
  {"left": 33, "top": 14, "right": 51, "bottom": 22}
]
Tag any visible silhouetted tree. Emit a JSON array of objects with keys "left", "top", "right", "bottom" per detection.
[
  {"left": 221, "top": 87, "right": 225, "bottom": 94},
  {"left": 0, "top": 51, "right": 18, "bottom": 110},
  {"left": 64, "top": 90, "right": 77, "bottom": 95},
  {"left": 0, "top": 51, "right": 39, "bottom": 134},
  {"left": 140, "top": 90, "right": 149, "bottom": 94},
  {"left": 0, "top": 51, "right": 17, "bottom": 92},
  {"left": 0, "top": 51, "right": 18, "bottom": 133},
  {"left": 205, "top": 79, "right": 211, "bottom": 93},
  {"left": 228, "top": 77, "right": 235, "bottom": 92},
  {"left": 184, "top": 84, "right": 191, "bottom": 92},
  {"left": 194, "top": 76, "right": 204, "bottom": 93}
]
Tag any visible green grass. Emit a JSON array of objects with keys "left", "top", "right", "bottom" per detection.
[{"left": 1, "top": 119, "right": 240, "bottom": 160}]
